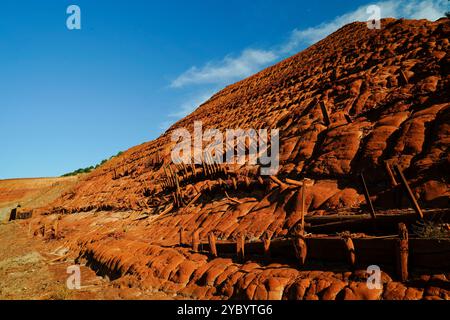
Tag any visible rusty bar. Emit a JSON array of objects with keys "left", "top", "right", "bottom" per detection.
[
  {"left": 190, "top": 163, "right": 197, "bottom": 178},
  {"left": 181, "top": 163, "right": 189, "bottom": 179},
  {"left": 396, "top": 223, "right": 409, "bottom": 282},
  {"left": 393, "top": 165, "right": 424, "bottom": 219},
  {"left": 186, "top": 192, "right": 202, "bottom": 207},
  {"left": 293, "top": 235, "right": 307, "bottom": 266},
  {"left": 360, "top": 173, "right": 376, "bottom": 219},
  {"left": 192, "top": 229, "right": 200, "bottom": 252},
  {"left": 285, "top": 178, "right": 304, "bottom": 187},
  {"left": 172, "top": 192, "right": 178, "bottom": 208},
  {"left": 319, "top": 101, "right": 331, "bottom": 126},
  {"left": 262, "top": 232, "right": 272, "bottom": 259},
  {"left": 236, "top": 234, "right": 245, "bottom": 261},
  {"left": 399, "top": 69, "right": 409, "bottom": 85},
  {"left": 269, "top": 175, "right": 286, "bottom": 188},
  {"left": 208, "top": 233, "right": 218, "bottom": 257},
  {"left": 179, "top": 227, "right": 185, "bottom": 246},
  {"left": 244, "top": 176, "right": 250, "bottom": 188},
  {"left": 168, "top": 165, "right": 178, "bottom": 190},
  {"left": 232, "top": 177, "right": 237, "bottom": 190},
  {"left": 301, "top": 183, "right": 306, "bottom": 231},
  {"left": 384, "top": 162, "right": 398, "bottom": 187},
  {"left": 201, "top": 154, "right": 208, "bottom": 177},
  {"left": 343, "top": 237, "right": 356, "bottom": 268},
  {"left": 163, "top": 166, "right": 171, "bottom": 188}
]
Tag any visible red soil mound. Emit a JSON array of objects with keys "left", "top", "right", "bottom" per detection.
[
  {"left": 0, "top": 177, "right": 80, "bottom": 222},
  {"left": 45, "top": 18, "right": 449, "bottom": 218},
  {"left": 23, "top": 18, "right": 450, "bottom": 300}
]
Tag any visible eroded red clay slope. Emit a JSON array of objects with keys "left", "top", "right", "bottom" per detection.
[
  {"left": 46, "top": 18, "right": 449, "bottom": 217},
  {"left": 28, "top": 18, "right": 450, "bottom": 300}
]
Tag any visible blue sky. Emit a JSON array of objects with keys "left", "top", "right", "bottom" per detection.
[{"left": 0, "top": 0, "right": 447, "bottom": 179}]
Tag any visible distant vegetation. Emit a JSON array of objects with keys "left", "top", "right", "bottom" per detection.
[{"left": 61, "top": 151, "right": 124, "bottom": 177}]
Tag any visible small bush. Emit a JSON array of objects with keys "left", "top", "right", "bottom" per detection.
[{"left": 61, "top": 151, "right": 123, "bottom": 176}]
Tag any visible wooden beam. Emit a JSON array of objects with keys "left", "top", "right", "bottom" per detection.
[
  {"left": 225, "top": 191, "right": 242, "bottom": 204},
  {"left": 208, "top": 233, "right": 218, "bottom": 257},
  {"left": 384, "top": 162, "right": 398, "bottom": 187},
  {"left": 399, "top": 69, "right": 409, "bottom": 85},
  {"left": 285, "top": 178, "right": 304, "bottom": 187},
  {"left": 186, "top": 191, "right": 202, "bottom": 207},
  {"left": 343, "top": 236, "right": 356, "bottom": 268},
  {"left": 269, "top": 175, "right": 287, "bottom": 188},
  {"left": 360, "top": 173, "right": 376, "bottom": 219},
  {"left": 396, "top": 223, "right": 409, "bottom": 282},
  {"left": 300, "top": 182, "right": 306, "bottom": 231},
  {"left": 159, "top": 203, "right": 174, "bottom": 216},
  {"left": 236, "top": 233, "right": 245, "bottom": 262},
  {"left": 192, "top": 229, "right": 200, "bottom": 252},
  {"left": 262, "top": 232, "right": 272, "bottom": 259},
  {"left": 163, "top": 166, "right": 171, "bottom": 188},
  {"left": 244, "top": 176, "right": 251, "bottom": 188},
  {"left": 190, "top": 163, "right": 197, "bottom": 178},
  {"left": 293, "top": 235, "right": 307, "bottom": 266},
  {"left": 393, "top": 165, "right": 424, "bottom": 219}
]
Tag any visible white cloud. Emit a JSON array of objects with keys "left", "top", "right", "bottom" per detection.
[
  {"left": 400, "top": 0, "right": 447, "bottom": 20},
  {"left": 281, "top": 0, "right": 447, "bottom": 53},
  {"left": 170, "top": 0, "right": 447, "bottom": 89},
  {"left": 170, "top": 49, "right": 277, "bottom": 88}
]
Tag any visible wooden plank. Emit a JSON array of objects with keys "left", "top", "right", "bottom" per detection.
[
  {"left": 300, "top": 183, "right": 306, "bottom": 231},
  {"left": 343, "top": 237, "right": 356, "bottom": 268},
  {"left": 394, "top": 165, "right": 424, "bottom": 219},
  {"left": 396, "top": 223, "right": 409, "bottom": 282},
  {"left": 399, "top": 69, "right": 409, "bottom": 85},
  {"left": 306, "top": 209, "right": 449, "bottom": 225},
  {"left": 269, "top": 175, "right": 286, "bottom": 188},
  {"left": 192, "top": 229, "right": 200, "bottom": 252},
  {"left": 285, "top": 178, "right": 304, "bottom": 187},
  {"left": 262, "top": 232, "right": 271, "bottom": 259},
  {"left": 197, "top": 236, "right": 450, "bottom": 270},
  {"left": 384, "top": 162, "right": 398, "bottom": 187},
  {"left": 236, "top": 234, "right": 245, "bottom": 262},
  {"left": 208, "top": 232, "right": 218, "bottom": 257},
  {"left": 293, "top": 235, "right": 307, "bottom": 266},
  {"left": 307, "top": 209, "right": 450, "bottom": 234}
]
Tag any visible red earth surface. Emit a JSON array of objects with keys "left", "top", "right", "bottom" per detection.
[{"left": 1, "top": 18, "right": 449, "bottom": 300}]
